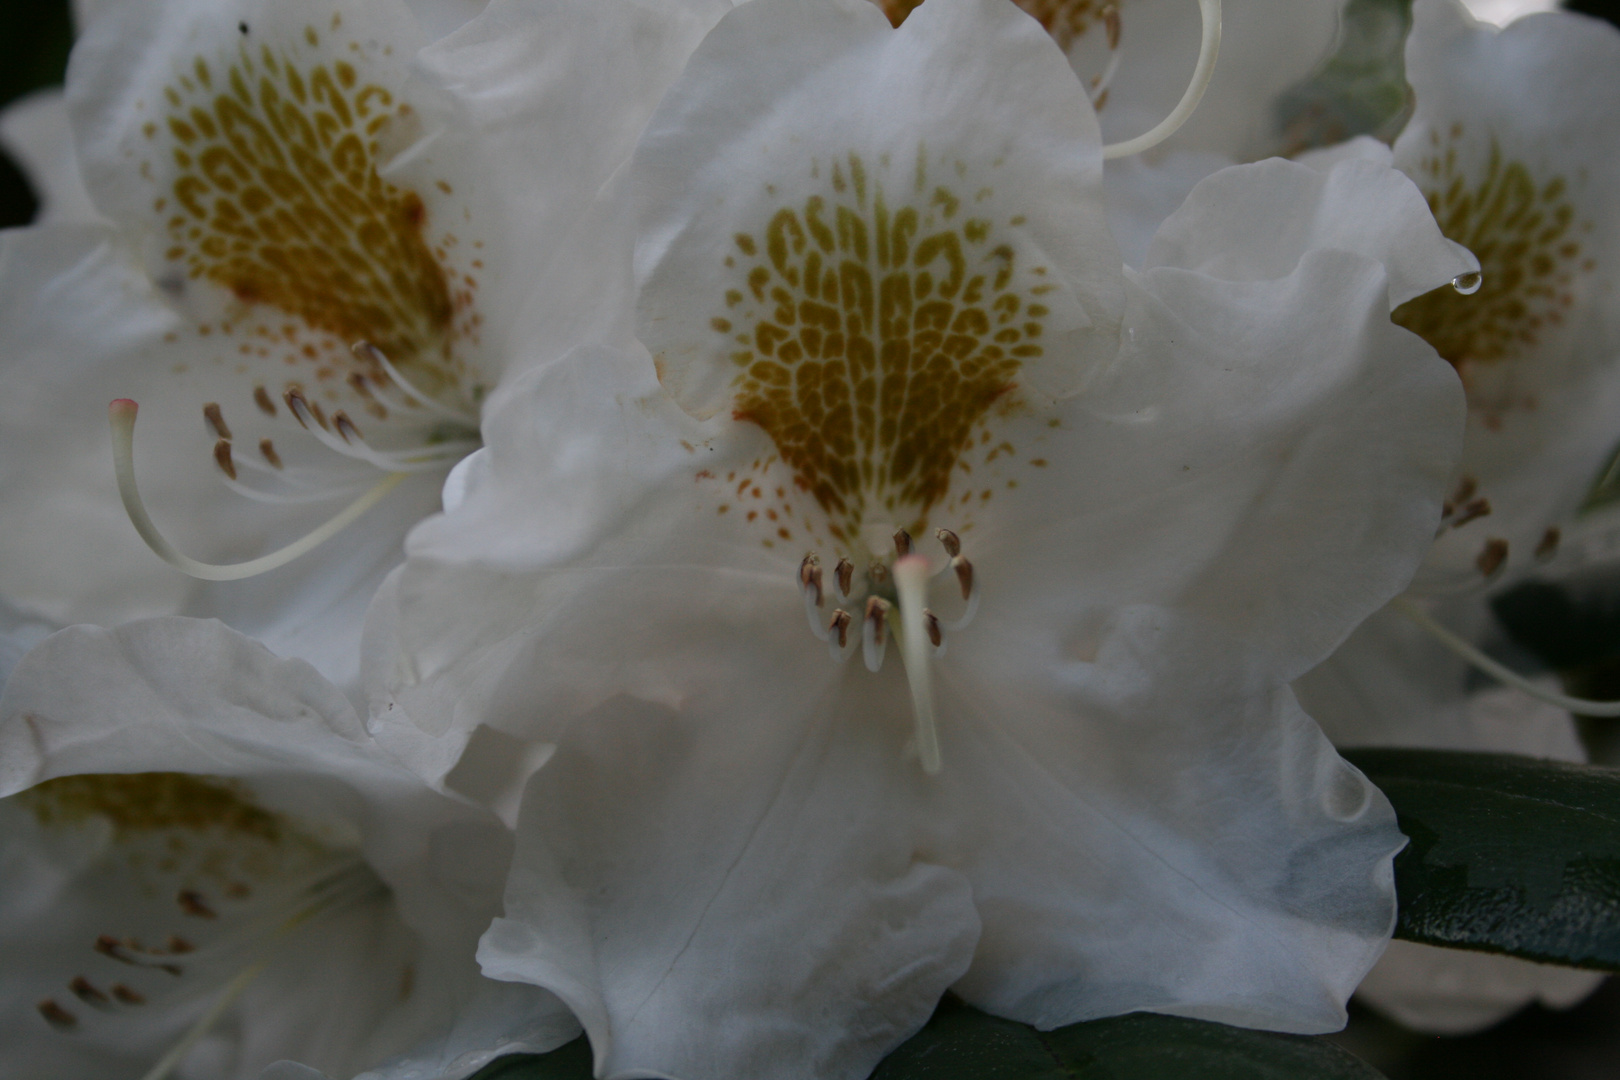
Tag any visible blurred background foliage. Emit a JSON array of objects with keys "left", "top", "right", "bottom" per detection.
[{"left": 3, "top": 0, "right": 1620, "bottom": 1077}]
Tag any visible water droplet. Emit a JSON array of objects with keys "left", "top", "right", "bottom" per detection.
[{"left": 1451, "top": 271, "right": 1483, "bottom": 295}]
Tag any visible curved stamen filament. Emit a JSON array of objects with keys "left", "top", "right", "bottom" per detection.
[
  {"left": 352, "top": 342, "right": 479, "bottom": 426},
  {"left": 894, "top": 555, "right": 943, "bottom": 775},
  {"left": 111, "top": 400, "right": 407, "bottom": 581},
  {"left": 1101, "top": 0, "right": 1222, "bottom": 160},
  {"left": 136, "top": 960, "right": 267, "bottom": 1080},
  {"left": 1390, "top": 595, "right": 1620, "bottom": 718},
  {"left": 284, "top": 390, "right": 476, "bottom": 471}
]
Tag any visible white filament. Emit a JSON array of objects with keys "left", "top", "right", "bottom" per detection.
[
  {"left": 353, "top": 342, "right": 479, "bottom": 426},
  {"left": 1101, "top": 0, "right": 1222, "bottom": 160},
  {"left": 1391, "top": 595, "right": 1620, "bottom": 718},
  {"left": 894, "top": 555, "right": 943, "bottom": 775},
  {"left": 110, "top": 400, "right": 407, "bottom": 581},
  {"left": 136, "top": 961, "right": 268, "bottom": 1080}
]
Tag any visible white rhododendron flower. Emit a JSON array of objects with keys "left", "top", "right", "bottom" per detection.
[
  {"left": 0, "top": 618, "right": 576, "bottom": 1080},
  {"left": 1295, "top": 0, "right": 1620, "bottom": 1033},
  {"left": 0, "top": 0, "right": 725, "bottom": 692},
  {"left": 367, "top": 0, "right": 1478, "bottom": 1075}
]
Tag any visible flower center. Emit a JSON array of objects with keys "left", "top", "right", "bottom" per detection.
[
  {"left": 112, "top": 16, "right": 492, "bottom": 578},
  {"left": 1394, "top": 134, "right": 1591, "bottom": 425},
  {"left": 798, "top": 528, "right": 979, "bottom": 774},
  {"left": 17, "top": 774, "right": 391, "bottom": 1072},
  {"left": 707, "top": 151, "right": 1062, "bottom": 550}
]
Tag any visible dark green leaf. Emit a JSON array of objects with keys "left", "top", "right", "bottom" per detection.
[
  {"left": 1347, "top": 748, "right": 1620, "bottom": 972},
  {"left": 466, "top": 998, "right": 1384, "bottom": 1080}
]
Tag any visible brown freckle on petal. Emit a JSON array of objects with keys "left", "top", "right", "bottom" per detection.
[
  {"left": 1476, "top": 538, "right": 1509, "bottom": 577},
  {"left": 177, "top": 890, "right": 217, "bottom": 919},
  {"left": 166, "top": 936, "right": 194, "bottom": 954},
  {"left": 37, "top": 999, "right": 77, "bottom": 1030},
  {"left": 718, "top": 504, "right": 730, "bottom": 514}
]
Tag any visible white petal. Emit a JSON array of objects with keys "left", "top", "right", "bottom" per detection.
[
  {"left": 480, "top": 685, "right": 978, "bottom": 1080},
  {"left": 633, "top": 0, "right": 1122, "bottom": 421},
  {"left": 0, "top": 618, "right": 559, "bottom": 1078},
  {"left": 1102, "top": 147, "right": 1231, "bottom": 269},
  {"left": 1357, "top": 939, "right": 1605, "bottom": 1034},
  {"left": 1145, "top": 154, "right": 1478, "bottom": 308},
  {"left": 972, "top": 251, "right": 1463, "bottom": 679},
  {"left": 0, "top": 90, "right": 101, "bottom": 225},
  {"left": 932, "top": 606, "right": 1402, "bottom": 1033},
  {"left": 1393, "top": 0, "right": 1620, "bottom": 583},
  {"left": 1295, "top": 601, "right": 1585, "bottom": 759}
]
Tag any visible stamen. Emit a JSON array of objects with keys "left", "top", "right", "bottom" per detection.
[
  {"left": 212, "top": 439, "right": 237, "bottom": 481},
  {"left": 829, "top": 608, "right": 855, "bottom": 661},
  {"left": 1449, "top": 498, "right": 1491, "bottom": 529},
  {"left": 135, "top": 961, "right": 267, "bottom": 1080},
  {"left": 802, "top": 557, "right": 830, "bottom": 641},
  {"left": 252, "top": 386, "right": 277, "bottom": 417},
  {"left": 941, "top": 555, "right": 981, "bottom": 631},
  {"left": 284, "top": 387, "right": 476, "bottom": 471},
  {"left": 69, "top": 976, "right": 111, "bottom": 1009},
  {"left": 799, "top": 553, "right": 824, "bottom": 606},
  {"left": 894, "top": 555, "right": 943, "bottom": 775},
  {"left": 1476, "top": 538, "right": 1509, "bottom": 577},
  {"left": 37, "top": 999, "right": 77, "bottom": 1030},
  {"left": 1390, "top": 596, "right": 1620, "bottom": 718},
  {"left": 110, "top": 399, "right": 408, "bottom": 581},
  {"left": 1536, "top": 527, "right": 1561, "bottom": 561},
  {"left": 935, "top": 527, "right": 961, "bottom": 558},
  {"left": 1101, "top": 0, "right": 1222, "bottom": 160},
  {"left": 834, "top": 557, "right": 855, "bottom": 598},
  {"left": 894, "top": 528, "right": 913, "bottom": 556},
  {"left": 863, "top": 596, "right": 890, "bottom": 673},
  {"left": 202, "top": 403, "right": 231, "bottom": 441},
  {"left": 352, "top": 342, "right": 478, "bottom": 425},
  {"left": 259, "top": 438, "right": 282, "bottom": 469},
  {"left": 923, "top": 608, "right": 945, "bottom": 654},
  {"left": 112, "top": 984, "right": 146, "bottom": 1006}
]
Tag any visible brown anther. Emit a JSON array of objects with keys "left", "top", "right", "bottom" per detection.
[
  {"left": 333, "top": 410, "right": 362, "bottom": 444},
  {"left": 1535, "top": 527, "right": 1561, "bottom": 561},
  {"left": 259, "top": 438, "right": 283, "bottom": 469},
  {"left": 1476, "top": 538, "right": 1509, "bottom": 577},
  {"left": 799, "top": 553, "right": 823, "bottom": 606},
  {"left": 224, "top": 882, "right": 252, "bottom": 899},
  {"left": 212, "top": 439, "right": 237, "bottom": 481},
  {"left": 70, "top": 976, "right": 109, "bottom": 1008},
  {"left": 94, "top": 934, "right": 133, "bottom": 964},
  {"left": 253, "top": 385, "right": 277, "bottom": 417},
  {"left": 834, "top": 557, "right": 854, "bottom": 597},
  {"left": 203, "top": 402, "right": 232, "bottom": 441},
  {"left": 1092, "top": 88, "right": 1110, "bottom": 110},
  {"left": 1103, "top": 2, "right": 1121, "bottom": 49},
  {"left": 165, "top": 935, "right": 195, "bottom": 954},
  {"left": 830, "top": 609, "right": 852, "bottom": 648},
  {"left": 284, "top": 386, "right": 312, "bottom": 429},
  {"left": 893, "top": 528, "right": 912, "bottom": 556},
  {"left": 865, "top": 596, "right": 887, "bottom": 646},
  {"left": 924, "top": 608, "right": 943, "bottom": 648},
  {"left": 1450, "top": 498, "right": 1492, "bottom": 529},
  {"left": 935, "top": 528, "right": 961, "bottom": 558},
  {"left": 177, "top": 890, "right": 217, "bottom": 919},
  {"left": 111, "top": 984, "right": 146, "bottom": 1006},
  {"left": 951, "top": 555, "right": 974, "bottom": 601},
  {"left": 348, "top": 372, "right": 375, "bottom": 399},
  {"left": 158, "top": 963, "right": 183, "bottom": 977},
  {"left": 1449, "top": 475, "right": 1478, "bottom": 507},
  {"left": 37, "top": 999, "right": 77, "bottom": 1030},
  {"left": 308, "top": 399, "right": 330, "bottom": 431}
]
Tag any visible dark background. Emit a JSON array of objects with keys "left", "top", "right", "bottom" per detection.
[{"left": 3, "top": 0, "right": 1618, "bottom": 1077}]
